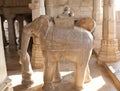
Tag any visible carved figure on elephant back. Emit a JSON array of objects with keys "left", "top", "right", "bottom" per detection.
[{"left": 19, "top": 15, "right": 95, "bottom": 91}]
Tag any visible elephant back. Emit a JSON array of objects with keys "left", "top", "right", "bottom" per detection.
[
  {"left": 54, "top": 17, "right": 74, "bottom": 30},
  {"left": 42, "top": 17, "right": 93, "bottom": 50},
  {"left": 45, "top": 25, "right": 93, "bottom": 50}
]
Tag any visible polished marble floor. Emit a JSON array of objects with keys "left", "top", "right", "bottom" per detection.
[{"left": 7, "top": 55, "right": 118, "bottom": 91}]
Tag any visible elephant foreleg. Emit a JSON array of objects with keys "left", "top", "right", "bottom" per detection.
[
  {"left": 43, "top": 52, "right": 56, "bottom": 91},
  {"left": 53, "top": 62, "right": 62, "bottom": 83},
  {"left": 74, "top": 49, "right": 92, "bottom": 90},
  {"left": 19, "top": 27, "right": 33, "bottom": 87},
  {"left": 21, "top": 52, "right": 33, "bottom": 87}
]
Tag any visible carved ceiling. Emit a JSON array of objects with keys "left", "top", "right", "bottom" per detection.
[
  {"left": 0, "top": 0, "right": 31, "bottom": 7},
  {"left": 0, "top": 0, "right": 31, "bottom": 15}
]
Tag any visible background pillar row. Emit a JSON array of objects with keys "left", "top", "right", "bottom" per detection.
[
  {"left": 5, "top": 14, "right": 17, "bottom": 52},
  {"left": 98, "top": 0, "right": 120, "bottom": 63},
  {"left": 0, "top": 16, "right": 13, "bottom": 91}
]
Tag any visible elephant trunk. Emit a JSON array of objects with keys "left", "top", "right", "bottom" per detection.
[{"left": 19, "top": 26, "right": 34, "bottom": 86}]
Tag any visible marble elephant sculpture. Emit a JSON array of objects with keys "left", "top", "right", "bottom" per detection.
[{"left": 19, "top": 15, "right": 94, "bottom": 91}]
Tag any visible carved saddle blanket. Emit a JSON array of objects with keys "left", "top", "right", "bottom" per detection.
[
  {"left": 44, "top": 24, "right": 90, "bottom": 50},
  {"left": 39, "top": 17, "right": 92, "bottom": 50}
]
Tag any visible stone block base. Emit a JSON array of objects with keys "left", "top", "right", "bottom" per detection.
[
  {"left": 0, "top": 78, "right": 13, "bottom": 91},
  {"left": 104, "top": 62, "right": 120, "bottom": 90}
]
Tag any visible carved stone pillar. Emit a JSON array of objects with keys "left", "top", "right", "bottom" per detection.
[
  {"left": 92, "top": 0, "right": 103, "bottom": 53},
  {"left": 93, "top": 0, "right": 102, "bottom": 23},
  {"left": 6, "top": 15, "right": 17, "bottom": 51},
  {"left": 0, "top": 16, "right": 13, "bottom": 91},
  {"left": 98, "top": 0, "right": 120, "bottom": 63},
  {"left": 29, "top": 0, "right": 45, "bottom": 68},
  {"left": 29, "top": 0, "right": 45, "bottom": 20},
  {"left": 1, "top": 16, "right": 8, "bottom": 46},
  {"left": 17, "top": 16, "right": 23, "bottom": 49},
  {"left": 45, "top": 0, "right": 54, "bottom": 16}
]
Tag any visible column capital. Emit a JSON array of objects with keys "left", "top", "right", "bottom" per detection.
[
  {"left": 4, "top": 14, "right": 15, "bottom": 20},
  {"left": 29, "top": 2, "right": 40, "bottom": 10},
  {"left": 16, "top": 15, "right": 24, "bottom": 22},
  {"left": 103, "top": 0, "right": 114, "bottom": 6}
]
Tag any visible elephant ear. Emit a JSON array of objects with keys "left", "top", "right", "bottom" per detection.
[
  {"left": 29, "top": 15, "right": 50, "bottom": 37},
  {"left": 75, "top": 17, "right": 96, "bottom": 33},
  {"left": 31, "top": 15, "right": 49, "bottom": 29},
  {"left": 38, "top": 15, "right": 50, "bottom": 36}
]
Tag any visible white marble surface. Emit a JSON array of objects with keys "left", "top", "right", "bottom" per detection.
[
  {"left": 105, "top": 61, "right": 120, "bottom": 90},
  {"left": 0, "top": 16, "right": 7, "bottom": 85},
  {"left": 8, "top": 55, "right": 118, "bottom": 91}
]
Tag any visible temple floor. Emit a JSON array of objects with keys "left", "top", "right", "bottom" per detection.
[{"left": 7, "top": 55, "right": 118, "bottom": 91}]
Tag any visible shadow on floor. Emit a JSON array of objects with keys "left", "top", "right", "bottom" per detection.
[
  {"left": 8, "top": 55, "right": 118, "bottom": 91},
  {"left": 14, "top": 81, "right": 81, "bottom": 91}
]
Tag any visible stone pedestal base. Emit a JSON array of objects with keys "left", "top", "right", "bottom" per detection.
[
  {"left": 104, "top": 62, "right": 120, "bottom": 90},
  {"left": 98, "top": 39, "right": 120, "bottom": 64},
  {"left": 0, "top": 78, "right": 13, "bottom": 91},
  {"left": 31, "top": 44, "right": 44, "bottom": 69}
]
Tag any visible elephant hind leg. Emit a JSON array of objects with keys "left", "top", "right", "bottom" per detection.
[
  {"left": 43, "top": 61, "right": 56, "bottom": 91},
  {"left": 84, "top": 64, "right": 92, "bottom": 83},
  {"left": 74, "top": 63, "right": 86, "bottom": 90},
  {"left": 74, "top": 49, "right": 92, "bottom": 90},
  {"left": 74, "top": 64, "right": 91, "bottom": 90},
  {"left": 42, "top": 51, "right": 57, "bottom": 91},
  {"left": 53, "top": 62, "right": 62, "bottom": 83}
]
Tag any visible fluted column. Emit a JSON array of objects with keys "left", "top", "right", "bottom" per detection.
[
  {"left": 17, "top": 16, "right": 24, "bottom": 49},
  {"left": 98, "top": 0, "right": 120, "bottom": 63},
  {"left": 92, "top": 0, "right": 103, "bottom": 53},
  {"left": 5, "top": 14, "right": 17, "bottom": 51},
  {"left": 45, "top": 0, "right": 54, "bottom": 16},
  {"left": 93, "top": 0, "right": 102, "bottom": 23}
]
